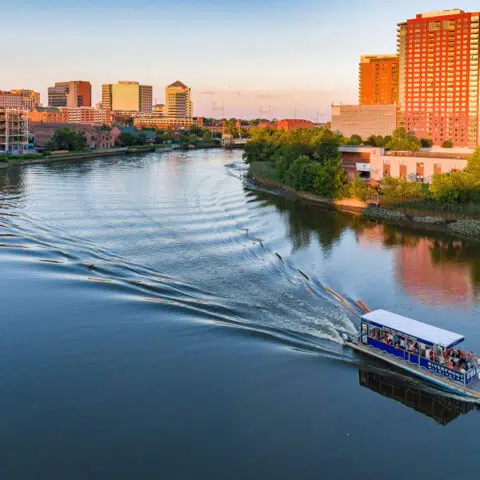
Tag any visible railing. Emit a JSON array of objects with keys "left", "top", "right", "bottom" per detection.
[{"left": 366, "top": 337, "right": 478, "bottom": 387}]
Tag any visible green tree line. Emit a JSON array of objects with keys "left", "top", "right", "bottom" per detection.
[{"left": 243, "top": 127, "right": 347, "bottom": 198}]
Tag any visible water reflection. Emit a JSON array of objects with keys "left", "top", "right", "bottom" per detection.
[
  {"left": 250, "top": 190, "right": 365, "bottom": 253},
  {"left": 359, "top": 369, "right": 476, "bottom": 425},
  {"left": 0, "top": 166, "right": 25, "bottom": 197},
  {"left": 251, "top": 187, "right": 479, "bottom": 306},
  {"left": 359, "top": 224, "right": 479, "bottom": 305}
]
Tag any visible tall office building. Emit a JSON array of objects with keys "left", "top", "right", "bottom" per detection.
[
  {"left": 165, "top": 81, "right": 192, "bottom": 118},
  {"left": 139, "top": 85, "right": 153, "bottom": 113},
  {"left": 398, "top": 9, "right": 480, "bottom": 147},
  {"left": 359, "top": 55, "right": 399, "bottom": 105},
  {"left": 48, "top": 81, "right": 91, "bottom": 108},
  {"left": 101, "top": 84, "right": 112, "bottom": 110},
  {"left": 101, "top": 81, "right": 152, "bottom": 112}
]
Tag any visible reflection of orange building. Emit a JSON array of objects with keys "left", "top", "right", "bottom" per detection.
[
  {"left": 357, "top": 226, "right": 475, "bottom": 306},
  {"left": 395, "top": 238, "right": 473, "bottom": 305}
]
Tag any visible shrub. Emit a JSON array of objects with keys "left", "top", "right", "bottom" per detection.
[
  {"left": 430, "top": 171, "right": 480, "bottom": 204},
  {"left": 442, "top": 140, "right": 453, "bottom": 148},
  {"left": 347, "top": 176, "right": 369, "bottom": 201},
  {"left": 381, "top": 176, "right": 426, "bottom": 202}
]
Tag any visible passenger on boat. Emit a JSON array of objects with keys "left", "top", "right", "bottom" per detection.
[{"left": 407, "top": 340, "right": 418, "bottom": 354}]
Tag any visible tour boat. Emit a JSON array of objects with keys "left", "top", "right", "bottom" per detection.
[{"left": 345, "top": 309, "right": 480, "bottom": 399}]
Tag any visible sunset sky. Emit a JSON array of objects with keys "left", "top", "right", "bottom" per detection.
[{"left": 4, "top": 1, "right": 480, "bottom": 119}]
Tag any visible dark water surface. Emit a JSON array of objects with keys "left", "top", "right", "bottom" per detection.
[{"left": 1, "top": 150, "right": 480, "bottom": 479}]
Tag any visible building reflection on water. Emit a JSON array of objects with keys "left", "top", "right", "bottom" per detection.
[
  {"left": 359, "top": 369, "right": 476, "bottom": 426},
  {"left": 358, "top": 224, "right": 479, "bottom": 306},
  {"left": 249, "top": 187, "right": 479, "bottom": 305},
  {"left": 395, "top": 238, "right": 475, "bottom": 305}
]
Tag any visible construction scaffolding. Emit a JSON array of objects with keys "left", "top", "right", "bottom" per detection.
[{"left": 0, "top": 108, "right": 29, "bottom": 154}]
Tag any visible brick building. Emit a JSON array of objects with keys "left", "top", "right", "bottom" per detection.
[
  {"left": 275, "top": 119, "right": 315, "bottom": 131},
  {"left": 398, "top": 9, "right": 480, "bottom": 147},
  {"left": 30, "top": 123, "right": 115, "bottom": 149},
  {"left": 30, "top": 107, "right": 112, "bottom": 126}
]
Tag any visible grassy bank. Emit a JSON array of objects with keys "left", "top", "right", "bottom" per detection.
[{"left": 249, "top": 161, "right": 480, "bottom": 241}]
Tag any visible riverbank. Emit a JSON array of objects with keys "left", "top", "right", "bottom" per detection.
[
  {"left": 0, "top": 145, "right": 182, "bottom": 169},
  {"left": 248, "top": 166, "right": 480, "bottom": 242},
  {"left": 0, "top": 148, "right": 129, "bottom": 169}
]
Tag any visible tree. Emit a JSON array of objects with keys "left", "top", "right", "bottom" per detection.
[
  {"left": 312, "top": 157, "right": 347, "bottom": 199},
  {"left": 365, "top": 135, "right": 385, "bottom": 147},
  {"left": 116, "top": 132, "right": 146, "bottom": 146},
  {"left": 442, "top": 140, "right": 453, "bottom": 148},
  {"left": 46, "top": 127, "right": 87, "bottom": 151},
  {"left": 385, "top": 127, "right": 421, "bottom": 152},
  {"left": 430, "top": 171, "right": 480, "bottom": 203},
  {"left": 188, "top": 125, "right": 205, "bottom": 137},
  {"left": 466, "top": 147, "right": 480, "bottom": 177},
  {"left": 347, "top": 134, "right": 363, "bottom": 145},
  {"left": 421, "top": 138, "right": 433, "bottom": 148},
  {"left": 381, "top": 176, "right": 425, "bottom": 202}
]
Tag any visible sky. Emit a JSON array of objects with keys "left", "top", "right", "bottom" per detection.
[{"left": 3, "top": 0, "right": 480, "bottom": 120}]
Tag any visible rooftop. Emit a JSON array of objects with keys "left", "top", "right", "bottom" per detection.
[
  {"left": 168, "top": 81, "right": 189, "bottom": 89},
  {"left": 360, "top": 54, "right": 398, "bottom": 63},
  {"left": 362, "top": 309, "right": 464, "bottom": 349},
  {"left": 418, "top": 9, "right": 464, "bottom": 19}
]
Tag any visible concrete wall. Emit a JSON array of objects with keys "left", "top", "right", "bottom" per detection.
[{"left": 331, "top": 104, "right": 397, "bottom": 139}]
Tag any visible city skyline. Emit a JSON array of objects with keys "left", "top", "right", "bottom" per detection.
[{"left": 4, "top": 1, "right": 480, "bottom": 119}]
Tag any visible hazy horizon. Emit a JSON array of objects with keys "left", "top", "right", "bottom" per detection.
[{"left": 5, "top": 1, "right": 480, "bottom": 120}]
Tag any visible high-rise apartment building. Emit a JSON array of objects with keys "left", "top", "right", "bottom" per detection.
[
  {"left": 48, "top": 81, "right": 91, "bottom": 108},
  {"left": 101, "top": 81, "right": 152, "bottom": 112},
  {"left": 398, "top": 9, "right": 480, "bottom": 147},
  {"left": 359, "top": 55, "right": 399, "bottom": 105},
  {"left": 165, "top": 81, "right": 192, "bottom": 118},
  {"left": 0, "top": 90, "right": 40, "bottom": 111}
]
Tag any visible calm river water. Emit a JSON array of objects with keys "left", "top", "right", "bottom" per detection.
[{"left": 1, "top": 149, "right": 480, "bottom": 479}]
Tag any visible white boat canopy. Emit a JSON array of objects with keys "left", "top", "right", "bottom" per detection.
[{"left": 361, "top": 309, "right": 465, "bottom": 349}]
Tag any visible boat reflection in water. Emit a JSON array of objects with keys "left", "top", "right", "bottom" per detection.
[{"left": 358, "top": 369, "right": 476, "bottom": 426}]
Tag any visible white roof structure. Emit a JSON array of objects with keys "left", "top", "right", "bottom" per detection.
[{"left": 361, "top": 309, "right": 464, "bottom": 348}]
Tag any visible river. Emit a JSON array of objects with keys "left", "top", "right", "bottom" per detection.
[{"left": 1, "top": 149, "right": 479, "bottom": 479}]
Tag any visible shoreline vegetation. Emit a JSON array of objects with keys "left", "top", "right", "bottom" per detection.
[
  {"left": 0, "top": 125, "right": 222, "bottom": 169},
  {"left": 249, "top": 167, "right": 479, "bottom": 241},
  {"left": 244, "top": 126, "right": 480, "bottom": 241}
]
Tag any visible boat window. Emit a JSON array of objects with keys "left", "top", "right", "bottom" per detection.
[
  {"left": 368, "top": 326, "right": 380, "bottom": 340},
  {"left": 394, "top": 335, "right": 407, "bottom": 350},
  {"left": 419, "top": 343, "right": 434, "bottom": 360},
  {"left": 382, "top": 330, "right": 393, "bottom": 346},
  {"left": 434, "top": 346, "right": 444, "bottom": 364},
  {"left": 407, "top": 339, "right": 419, "bottom": 354}
]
